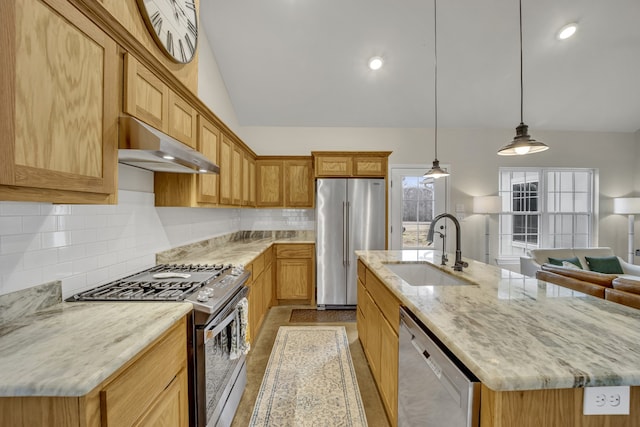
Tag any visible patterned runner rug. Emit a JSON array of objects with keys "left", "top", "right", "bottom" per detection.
[{"left": 249, "top": 326, "right": 368, "bottom": 426}]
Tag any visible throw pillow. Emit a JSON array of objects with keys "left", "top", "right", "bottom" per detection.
[
  {"left": 561, "top": 260, "right": 582, "bottom": 270},
  {"left": 548, "top": 256, "right": 583, "bottom": 269},
  {"left": 584, "top": 256, "right": 624, "bottom": 274}
]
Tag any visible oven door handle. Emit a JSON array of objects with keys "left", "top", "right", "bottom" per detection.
[{"left": 204, "top": 309, "right": 237, "bottom": 343}]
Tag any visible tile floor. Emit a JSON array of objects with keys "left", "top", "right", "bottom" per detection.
[{"left": 231, "top": 305, "right": 390, "bottom": 426}]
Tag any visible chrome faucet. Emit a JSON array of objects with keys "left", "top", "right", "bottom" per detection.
[{"left": 427, "top": 213, "right": 468, "bottom": 271}]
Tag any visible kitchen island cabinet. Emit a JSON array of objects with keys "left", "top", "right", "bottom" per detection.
[
  {"left": 357, "top": 250, "right": 640, "bottom": 427},
  {"left": 0, "top": 0, "right": 119, "bottom": 204},
  {"left": 0, "top": 301, "right": 192, "bottom": 427}
]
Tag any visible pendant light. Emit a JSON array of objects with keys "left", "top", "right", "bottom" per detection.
[
  {"left": 497, "top": 0, "right": 549, "bottom": 156},
  {"left": 424, "top": 0, "right": 449, "bottom": 178}
]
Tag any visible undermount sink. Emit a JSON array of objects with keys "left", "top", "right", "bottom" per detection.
[{"left": 384, "top": 262, "right": 471, "bottom": 287}]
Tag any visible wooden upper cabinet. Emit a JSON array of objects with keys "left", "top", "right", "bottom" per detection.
[
  {"left": 248, "top": 157, "right": 257, "bottom": 207},
  {"left": 285, "top": 159, "right": 314, "bottom": 208},
  {"left": 153, "top": 115, "right": 220, "bottom": 207},
  {"left": 256, "top": 157, "right": 314, "bottom": 208},
  {"left": 0, "top": 0, "right": 119, "bottom": 204},
  {"left": 312, "top": 151, "right": 391, "bottom": 178},
  {"left": 196, "top": 116, "right": 220, "bottom": 204},
  {"left": 123, "top": 53, "right": 168, "bottom": 132},
  {"left": 314, "top": 155, "right": 352, "bottom": 177},
  {"left": 124, "top": 54, "right": 197, "bottom": 148},
  {"left": 232, "top": 145, "right": 243, "bottom": 206},
  {"left": 219, "top": 134, "right": 233, "bottom": 205},
  {"left": 256, "top": 160, "right": 284, "bottom": 207},
  {"left": 167, "top": 92, "right": 197, "bottom": 149}
]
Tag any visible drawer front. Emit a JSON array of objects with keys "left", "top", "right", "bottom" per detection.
[
  {"left": 366, "top": 270, "right": 400, "bottom": 333},
  {"left": 276, "top": 244, "right": 313, "bottom": 259},
  {"left": 101, "top": 318, "right": 187, "bottom": 427}
]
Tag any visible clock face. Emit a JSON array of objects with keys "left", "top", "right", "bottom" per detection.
[{"left": 137, "top": 0, "right": 198, "bottom": 64}]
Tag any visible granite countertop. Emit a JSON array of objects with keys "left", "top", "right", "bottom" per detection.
[
  {"left": 156, "top": 230, "right": 315, "bottom": 266},
  {"left": 0, "top": 300, "right": 192, "bottom": 397},
  {"left": 356, "top": 249, "right": 640, "bottom": 392}
]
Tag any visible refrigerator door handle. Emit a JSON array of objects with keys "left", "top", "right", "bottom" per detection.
[
  {"left": 346, "top": 201, "right": 351, "bottom": 266},
  {"left": 342, "top": 201, "right": 347, "bottom": 266}
]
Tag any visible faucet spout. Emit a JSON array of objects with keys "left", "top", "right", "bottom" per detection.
[{"left": 427, "top": 213, "right": 469, "bottom": 271}]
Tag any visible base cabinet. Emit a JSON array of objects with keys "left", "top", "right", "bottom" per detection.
[
  {"left": 275, "top": 244, "right": 315, "bottom": 305},
  {"left": 247, "top": 248, "right": 274, "bottom": 343},
  {"left": 0, "top": 316, "right": 189, "bottom": 427},
  {"left": 357, "top": 260, "right": 399, "bottom": 427}
]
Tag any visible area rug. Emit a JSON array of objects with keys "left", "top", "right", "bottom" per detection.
[
  {"left": 289, "top": 309, "right": 356, "bottom": 323},
  {"left": 249, "top": 326, "right": 368, "bottom": 426}
]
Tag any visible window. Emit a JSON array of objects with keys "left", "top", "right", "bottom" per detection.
[
  {"left": 498, "top": 168, "right": 595, "bottom": 259},
  {"left": 390, "top": 167, "right": 448, "bottom": 250}
]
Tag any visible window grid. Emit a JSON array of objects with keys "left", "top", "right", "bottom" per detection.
[{"left": 498, "top": 168, "right": 594, "bottom": 259}]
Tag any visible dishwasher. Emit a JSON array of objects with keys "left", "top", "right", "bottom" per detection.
[{"left": 398, "top": 307, "right": 480, "bottom": 426}]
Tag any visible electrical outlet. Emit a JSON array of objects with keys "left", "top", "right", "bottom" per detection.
[
  {"left": 635, "top": 249, "right": 640, "bottom": 256},
  {"left": 584, "top": 386, "right": 630, "bottom": 415}
]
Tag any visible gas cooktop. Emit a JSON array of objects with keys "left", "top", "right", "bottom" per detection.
[{"left": 68, "top": 263, "right": 250, "bottom": 315}]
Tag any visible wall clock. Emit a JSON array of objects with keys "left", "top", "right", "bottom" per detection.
[{"left": 136, "top": 0, "right": 198, "bottom": 64}]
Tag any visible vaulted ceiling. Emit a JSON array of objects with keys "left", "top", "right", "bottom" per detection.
[{"left": 201, "top": 0, "right": 640, "bottom": 133}]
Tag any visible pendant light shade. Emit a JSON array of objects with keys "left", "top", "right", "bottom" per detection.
[
  {"left": 424, "top": 0, "right": 449, "bottom": 178},
  {"left": 497, "top": 0, "right": 549, "bottom": 156}
]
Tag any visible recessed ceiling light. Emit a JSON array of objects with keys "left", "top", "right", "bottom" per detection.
[
  {"left": 557, "top": 23, "right": 577, "bottom": 40},
  {"left": 162, "top": 155, "right": 175, "bottom": 160},
  {"left": 368, "top": 56, "right": 384, "bottom": 71}
]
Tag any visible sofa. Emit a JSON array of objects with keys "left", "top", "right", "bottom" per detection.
[
  {"left": 535, "top": 264, "right": 640, "bottom": 309},
  {"left": 520, "top": 247, "right": 640, "bottom": 278}
]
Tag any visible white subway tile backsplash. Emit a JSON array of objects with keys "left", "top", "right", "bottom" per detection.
[
  {"left": 23, "top": 248, "right": 58, "bottom": 269},
  {"left": 1, "top": 234, "right": 41, "bottom": 254},
  {"left": 0, "top": 217, "right": 22, "bottom": 235},
  {"left": 41, "top": 231, "right": 70, "bottom": 249},
  {"left": 1, "top": 189, "right": 311, "bottom": 297},
  {"left": 0, "top": 202, "right": 41, "bottom": 216},
  {"left": 22, "top": 216, "right": 57, "bottom": 234}
]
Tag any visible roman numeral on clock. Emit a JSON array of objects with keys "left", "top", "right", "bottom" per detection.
[
  {"left": 166, "top": 31, "right": 174, "bottom": 56},
  {"left": 185, "top": 33, "right": 195, "bottom": 56},
  {"left": 187, "top": 19, "right": 197, "bottom": 38},
  {"left": 150, "top": 11, "right": 163, "bottom": 35}
]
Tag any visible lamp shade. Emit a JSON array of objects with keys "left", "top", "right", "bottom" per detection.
[
  {"left": 473, "top": 196, "right": 502, "bottom": 214},
  {"left": 614, "top": 197, "right": 640, "bottom": 214}
]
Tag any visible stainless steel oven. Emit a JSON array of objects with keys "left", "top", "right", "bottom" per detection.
[
  {"left": 68, "top": 263, "right": 251, "bottom": 427},
  {"left": 196, "top": 286, "right": 249, "bottom": 427}
]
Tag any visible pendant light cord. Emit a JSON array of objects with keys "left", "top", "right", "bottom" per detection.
[
  {"left": 434, "top": 0, "right": 439, "bottom": 159},
  {"left": 519, "top": 0, "right": 524, "bottom": 124}
]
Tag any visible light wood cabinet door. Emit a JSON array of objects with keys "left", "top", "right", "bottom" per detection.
[
  {"left": 353, "top": 156, "right": 387, "bottom": 177},
  {"left": 232, "top": 145, "right": 243, "bottom": 206},
  {"left": 263, "top": 264, "right": 273, "bottom": 313},
  {"left": 285, "top": 159, "right": 314, "bottom": 207},
  {"left": 167, "top": 91, "right": 198, "bottom": 148},
  {"left": 314, "top": 156, "right": 352, "bottom": 177},
  {"left": 124, "top": 53, "right": 169, "bottom": 132},
  {"left": 248, "top": 157, "right": 256, "bottom": 207},
  {"left": 256, "top": 160, "right": 284, "bottom": 207},
  {"left": 219, "top": 135, "right": 233, "bottom": 205},
  {"left": 276, "top": 259, "right": 312, "bottom": 300},
  {"left": 196, "top": 116, "right": 220, "bottom": 204},
  {"left": 242, "top": 154, "right": 251, "bottom": 206},
  {"left": 0, "top": 0, "right": 118, "bottom": 204},
  {"left": 364, "top": 290, "right": 381, "bottom": 383},
  {"left": 379, "top": 316, "right": 398, "bottom": 425},
  {"left": 135, "top": 368, "right": 189, "bottom": 427}
]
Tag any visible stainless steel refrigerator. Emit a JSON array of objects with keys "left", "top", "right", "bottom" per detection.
[{"left": 316, "top": 178, "right": 386, "bottom": 308}]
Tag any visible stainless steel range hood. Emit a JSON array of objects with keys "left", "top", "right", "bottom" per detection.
[{"left": 118, "top": 116, "right": 220, "bottom": 174}]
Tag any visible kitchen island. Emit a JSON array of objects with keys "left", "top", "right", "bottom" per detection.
[{"left": 357, "top": 249, "right": 640, "bottom": 427}]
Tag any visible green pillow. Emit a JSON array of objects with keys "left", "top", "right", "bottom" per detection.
[
  {"left": 584, "top": 256, "right": 624, "bottom": 274},
  {"left": 548, "top": 256, "right": 583, "bottom": 269}
]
